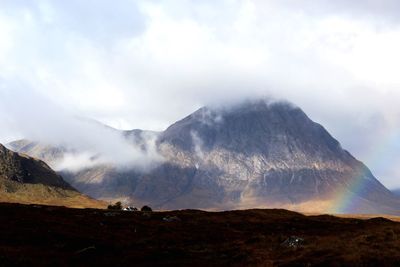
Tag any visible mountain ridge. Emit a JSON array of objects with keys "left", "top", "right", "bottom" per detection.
[{"left": 8, "top": 99, "right": 400, "bottom": 214}]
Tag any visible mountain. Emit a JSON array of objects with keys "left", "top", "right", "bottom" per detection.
[
  {"left": 8, "top": 99, "right": 400, "bottom": 214},
  {"left": 6, "top": 139, "right": 69, "bottom": 164},
  {"left": 0, "top": 144, "right": 105, "bottom": 208}
]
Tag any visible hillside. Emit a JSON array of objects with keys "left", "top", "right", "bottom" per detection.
[
  {"left": 1, "top": 203, "right": 400, "bottom": 266},
  {"left": 0, "top": 144, "right": 105, "bottom": 209}
]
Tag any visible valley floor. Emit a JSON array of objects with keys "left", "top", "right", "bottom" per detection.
[{"left": 0, "top": 203, "right": 400, "bottom": 266}]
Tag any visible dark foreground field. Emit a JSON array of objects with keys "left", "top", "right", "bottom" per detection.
[{"left": 1, "top": 203, "right": 400, "bottom": 266}]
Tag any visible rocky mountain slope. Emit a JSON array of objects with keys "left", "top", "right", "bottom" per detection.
[
  {"left": 0, "top": 144, "right": 105, "bottom": 208},
  {"left": 9, "top": 100, "right": 400, "bottom": 214}
]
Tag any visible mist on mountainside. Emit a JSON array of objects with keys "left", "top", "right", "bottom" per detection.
[{"left": 0, "top": 88, "right": 163, "bottom": 172}]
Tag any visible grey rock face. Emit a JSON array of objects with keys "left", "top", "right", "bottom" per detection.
[{"left": 8, "top": 99, "right": 400, "bottom": 214}]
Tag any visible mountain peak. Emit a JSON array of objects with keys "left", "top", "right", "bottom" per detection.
[
  {"left": 159, "top": 99, "right": 342, "bottom": 158},
  {"left": 193, "top": 99, "right": 298, "bottom": 121}
]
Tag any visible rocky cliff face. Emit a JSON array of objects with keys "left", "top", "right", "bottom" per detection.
[{"left": 8, "top": 100, "right": 400, "bottom": 214}]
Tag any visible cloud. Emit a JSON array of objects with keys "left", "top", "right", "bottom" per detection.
[
  {"left": 0, "top": 1, "right": 400, "bottom": 187},
  {"left": 190, "top": 131, "right": 205, "bottom": 159},
  {"left": 275, "top": 0, "right": 400, "bottom": 23},
  {"left": 0, "top": 85, "right": 164, "bottom": 171}
]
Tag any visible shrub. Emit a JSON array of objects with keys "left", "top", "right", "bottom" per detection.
[
  {"left": 141, "top": 205, "right": 152, "bottom": 212},
  {"left": 107, "top": 201, "right": 122, "bottom": 210}
]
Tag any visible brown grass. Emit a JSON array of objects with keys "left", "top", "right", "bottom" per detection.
[
  {"left": 0, "top": 178, "right": 106, "bottom": 209},
  {"left": 1, "top": 203, "right": 400, "bottom": 266}
]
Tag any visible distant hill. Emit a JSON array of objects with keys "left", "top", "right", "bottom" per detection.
[
  {"left": 392, "top": 189, "right": 400, "bottom": 196},
  {"left": 9, "top": 99, "right": 400, "bottom": 214},
  {"left": 0, "top": 144, "right": 105, "bottom": 209}
]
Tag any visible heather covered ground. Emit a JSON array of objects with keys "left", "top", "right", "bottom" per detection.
[{"left": 1, "top": 203, "right": 400, "bottom": 266}]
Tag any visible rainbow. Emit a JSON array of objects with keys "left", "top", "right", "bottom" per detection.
[
  {"left": 330, "top": 130, "right": 399, "bottom": 214},
  {"left": 329, "top": 170, "right": 371, "bottom": 214}
]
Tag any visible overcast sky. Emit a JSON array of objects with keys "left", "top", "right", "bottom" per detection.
[{"left": 0, "top": 0, "right": 400, "bottom": 188}]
